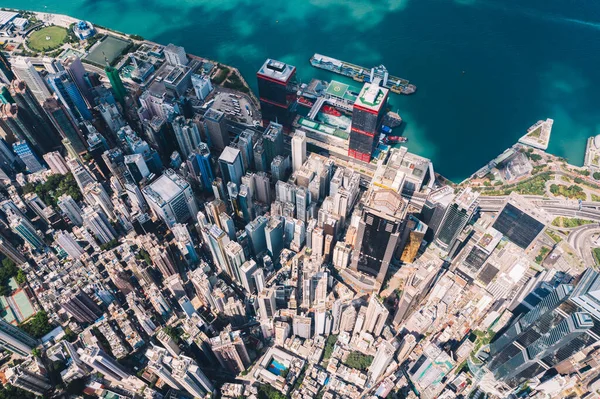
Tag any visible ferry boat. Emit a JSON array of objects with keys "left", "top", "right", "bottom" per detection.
[
  {"left": 322, "top": 105, "right": 341, "bottom": 117},
  {"left": 310, "top": 53, "right": 416, "bottom": 95}
]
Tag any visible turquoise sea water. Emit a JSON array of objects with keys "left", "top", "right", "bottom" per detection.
[{"left": 4, "top": 0, "right": 600, "bottom": 181}]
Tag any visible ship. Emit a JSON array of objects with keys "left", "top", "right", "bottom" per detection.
[
  {"left": 383, "top": 136, "right": 408, "bottom": 144},
  {"left": 383, "top": 111, "right": 403, "bottom": 128},
  {"left": 322, "top": 105, "right": 341, "bottom": 117},
  {"left": 298, "top": 96, "right": 313, "bottom": 107},
  {"left": 310, "top": 53, "right": 416, "bottom": 95}
]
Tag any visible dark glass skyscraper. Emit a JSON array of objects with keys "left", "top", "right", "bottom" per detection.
[
  {"left": 348, "top": 82, "right": 388, "bottom": 162},
  {"left": 434, "top": 188, "right": 479, "bottom": 252},
  {"left": 256, "top": 59, "right": 296, "bottom": 126},
  {"left": 351, "top": 189, "right": 406, "bottom": 284},
  {"left": 487, "top": 269, "right": 600, "bottom": 388},
  {"left": 0, "top": 103, "right": 58, "bottom": 153},
  {"left": 43, "top": 98, "right": 87, "bottom": 155}
]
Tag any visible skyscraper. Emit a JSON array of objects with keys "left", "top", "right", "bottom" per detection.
[
  {"left": 47, "top": 70, "right": 92, "bottom": 120},
  {"left": 245, "top": 215, "right": 268, "bottom": 256},
  {"left": 105, "top": 65, "right": 127, "bottom": 105},
  {"left": 369, "top": 340, "right": 396, "bottom": 383},
  {"left": 434, "top": 187, "right": 479, "bottom": 252},
  {"left": 0, "top": 52, "right": 14, "bottom": 84},
  {"left": 10, "top": 216, "right": 46, "bottom": 251},
  {"left": 78, "top": 347, "right": 132, "bottom": 382},
  {"left": 0, "top": 102, "right": 58, "bottom": 153},
  {"left": 210, "top": 330, "right": 250, "bottom": 374},
  {"left": 262, "top": 121, "right": 284, "bottom": 167},
  {"left": 256, "top": 59, "right": 297, "bottom": 125},
  {"left": 12, "top": 141, "right": 44, "bottom": 173},
  {"left": 203, "top": 108, "right": 229, "bottom": 150},
  {"left": 0, "top": 319, "right": 38, "bottom": 356},
  {"left": 5, "top": 364, "right": 51, "bottom": 396},
  {"left": 486, "top": 269, "right": 600, "bottom": 388},
  {"left": 54, "top": 230, "right": 85, "bottom": 259},
  {"left": 292, "top": 129, "right": 307, "bottom": 172},
  {"left": 62, "top": 56, "right": 93, "bottom": 105},
  {"left": 12, "top": 57, "right": 52, "bottom": 103},
  {"left": 9, "top": 80, "right": 62, "bottom": 151},
  {"left": 60, "top": 290, "right": 103, "bottom": 324},
  {"left": 218, "top": 146, "right": 245, "bottom": 186},
  {"left": 265, "top": 216, "right": 284, "bottom": 261},
  {"left": 351, "top": 188, "right": 407, "bottom": 285},
  {"left": 258, "top": 288, "right": 277, "bottom": 320},
  {"left": 43, "top": 98, "right": 87, "bottom": 154},
  {"left": 57, "top": 194, "right": 84, "bottom": 226},
  {"left": 348, "top": 82, "right": 388, "bottom": 162},
  {"left": 142, "top": 169, "right": 198, "bottom": 227},
  {"left": 0, "top": 236, "right": 26, "bottom": 265},
  {"left": 43, "top": 151, "right": 69, "bottom": 174},
  {"left": 172, "top": 116, "right": 202, "bottom": 158},
  {"left": 363, "top": 295, "right": 389, "bottom": 337},
  {"left": 82, "top": 206, "right": 116, "bottom": 244}
]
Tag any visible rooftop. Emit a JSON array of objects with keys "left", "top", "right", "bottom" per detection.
[
  {"left": 257, "top": 59, "right": 295, "bottom": 83},
  {"left": 219, "top": 146, "right": 241, "bottom": 164},
  {"left": 144, "top": 170, "right": 187, "bottom": 203},
  {"left": 354, "top": 82, "right": 388, "bottom": 113}
]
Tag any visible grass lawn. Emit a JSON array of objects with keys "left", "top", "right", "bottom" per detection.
[
  {"left": 551, "top": 217, "right": 594, "bottom": 228},
  {"left": 594, "top": 248, "right": 600, "bottom": 265},
  {"left": 28, "top": 26, "right": 67, "bottom": 52}
]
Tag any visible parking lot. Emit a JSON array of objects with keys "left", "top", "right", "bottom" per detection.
[{"left": 212, "top": 88, "right": 260, "bottom": 127}]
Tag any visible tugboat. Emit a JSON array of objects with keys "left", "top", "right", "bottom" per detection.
[
  {"left": 298, "top": 97, "right": 313, "bottom": 107},
  {"left": 322, "top": 105, "right": 341, "bottom": 117},
  {"left": 383, "top": 136, "right": 408, "bottom": 144}
]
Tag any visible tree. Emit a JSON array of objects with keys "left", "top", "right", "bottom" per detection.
[
  {"left": 343, "top": 351, "right": 374, "bottom": 370},
  {"left": 593, "top": 172, "right": 600, "bottom": 180},
  {"left": 15, "top": 269, "right": 27, "bottom": 286},
  {"left": 31, "top": 348, "right": 41, "bottom": 358},
  {"left": 20, "top": 311, "right": 53, "bottom": 338},
  {"left": 63, "top": 327, "right": 78, "bottom": 343}
]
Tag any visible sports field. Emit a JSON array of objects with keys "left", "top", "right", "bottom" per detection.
[
  {"left": 84, "top": 35, "right": 131, "bottom": 66},
  {"left": 27, "top": 26, "right": 67, "bottom": 52}
]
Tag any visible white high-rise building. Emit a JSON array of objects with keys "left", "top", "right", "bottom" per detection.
[
  {"left": 78, "top": 347, "right": 134, "bottom": 383},
  {"left": 191, "top": 74, "right": 213, "bottom": 100},
  {"left": 142, "top": 169, "right": 198, "bottom": 227},
  {"left": 57, "top": 194, "right": 84, "bottom": 226},
  {"left": 293, "top": 314, "right": 312, "bottom": 339},
  {"left": 164, "top": 43, "right": 188, "bottom": 66},
  {"left": 54, "top": 230, "right": 84, "bottom": 259},
  {"left": 239, "top": 259, "right": 258, "bottom": 294},
  {"left": 43, "top": 151, "right": 69, "bottom": 174},
  {"left": 369, "top": 341, "right": 396, "bottom": 384},
  {"left": 82, "top": 206, "right": 116, "bottom": 245},
  {"left": 291, "top": 130, "right": 307, "bottom": 172},
  {"left": 364, "top": 295, "right": 389, "bottom": 337},
  {"left": 172, "top": 116, "right": 202, "bottom": 158},
  {"left": 257, "top": 288, "right": 276, "bottom": 320},
  {"left": 12, "top": 57, "right": 52, "bottom": 103},
  {"left": 84, "top": 182, "right": 115, "bottom": 220}
]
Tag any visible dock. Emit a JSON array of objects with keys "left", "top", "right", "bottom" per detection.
[{"left": 309, "top": 53, "right": 416, "bottom": 95}]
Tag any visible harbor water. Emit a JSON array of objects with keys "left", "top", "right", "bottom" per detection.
[{"left": 5, "top": 0, "right": 600, "bottom": 181}]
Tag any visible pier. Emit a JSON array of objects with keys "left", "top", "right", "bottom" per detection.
[{"left": 309, "top": 53, "right": 416, "bottom": 95}]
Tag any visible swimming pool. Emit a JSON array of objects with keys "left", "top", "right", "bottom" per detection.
[{"left": 267, "top": 359, "right": 288, "bottom": 376}]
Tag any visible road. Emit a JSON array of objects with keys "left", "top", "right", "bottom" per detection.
[{"left": 567, "top": 224, "right": 600, "bottom": 266}]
